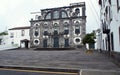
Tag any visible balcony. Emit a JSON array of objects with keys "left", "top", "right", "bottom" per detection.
[{"left": 102, "top": 23, "right": 110, "bottom": 34}]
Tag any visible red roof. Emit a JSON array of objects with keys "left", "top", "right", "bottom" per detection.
[{"left": 9, "top": 26, "right": 30, "bottom": 30}]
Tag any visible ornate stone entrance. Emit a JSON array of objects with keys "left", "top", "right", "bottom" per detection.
[
  {"left": 43, "top": 39, "right": 47, "bottom": 48},
  {"left": 53, "top": 37, "right": 59, "bottom": 48},
  {"left": 64, "top": 39, "right": 69, "bottom": 47}
]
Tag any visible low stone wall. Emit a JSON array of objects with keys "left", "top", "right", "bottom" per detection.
[
  {"left": 100, "top": 50, "right": 120, "bottom": 67},
  {"left": 112, "top": 52, "right": 120, "bottom": 66}
]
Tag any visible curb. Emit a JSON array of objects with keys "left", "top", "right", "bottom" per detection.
[
  {"left": 0, "top": 65, "right": 79, "bottom": 73},
  {"left": 79, "top": 69, "right": 120, "bottom": 75}
]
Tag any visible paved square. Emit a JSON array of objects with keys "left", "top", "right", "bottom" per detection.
[{"left": 0, "top": 49, "right": 119, "bottom": 70}]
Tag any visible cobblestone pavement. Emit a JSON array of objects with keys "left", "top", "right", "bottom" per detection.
[{"left": 0, "top": 49, "right": 120, "bottom": 70}]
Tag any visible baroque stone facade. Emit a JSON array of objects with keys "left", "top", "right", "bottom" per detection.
[{"left": 30, "top": 2, "right": 86, "bottom": 48}]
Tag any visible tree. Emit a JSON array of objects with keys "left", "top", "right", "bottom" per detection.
[
  {"left": 82, "top": 32, "right": 96, "bottom": 45},
  {"left": 0, "top": 31, "right": 8, "bottom": 36}
]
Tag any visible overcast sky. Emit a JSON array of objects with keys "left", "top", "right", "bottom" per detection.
[{"left": 0, "top": 0, "right": 100, "bottom": 33}]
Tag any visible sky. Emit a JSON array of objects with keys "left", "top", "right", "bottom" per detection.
[{"left": 0, "top": 0, "right": 100, "bottom": 33}]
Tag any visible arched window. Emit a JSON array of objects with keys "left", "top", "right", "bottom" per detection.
[
  {"left": 75, "top": 28, "right": 80, "bottom": 34},
  {"left": 75, "top": 21, "right": 80, "bottom": 34},
  {"left": 45, "top": 12, "right": 51, "bottom": 19},
  {"left": 53, "top": 11, "right": 59, "bottom": 19},
  {"left": 34, "top": 30, "right": 39, "bottom": 37},
  {"left": 61, "top": 11, "right": 68, "bottom": 18}
]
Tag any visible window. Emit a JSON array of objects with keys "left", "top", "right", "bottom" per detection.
[
  {"left": 64, "top": 30, "right": 69, "bottom": 35},
  {"left": 45, "top": 12, "right": 51, "bottom": 19},
  {"left": 35, "top": 40, "right": 38, "bottom": 44},
  {"left": 75, "top": 29, "right": 80, "bottom": 34},
  {"left": 34, "top": 30, "right": 39, "bottom": 37},
  {"left": 111, "top": 32, "right": 114, "bottom": 51},
  {"left": 99, "top": 0, "right": 102, "bottom": 5},
  {"left": 61, "top": 11, "right": 67, "bottom": 18},
  {"left": 34, "top": 39, "right": 40, "bottom": 45},
  {"left": 53, "top": 11, "right": 59, "bottom": 19},
  {"left": 105, "top": 6, "right": 108, "bottom": 14},
  {"left": 117, "top": 0, "right": 120, "bottom": 11},
  {"left": 44, "top": 31, "right": 48, "bottom": 36},
  {"left": 76, "top": 38, "right": 80, "bottom": 42},
  {"left": 54, "top": 30, "right": 58, "bottom": 35},
  {"left": 21, "top": 30, "right": 25, "bottom": 36},
  {"left": 109, "top": 0, "right": 111, "bottom": 5},
  {"left": 10, "top": 33, "right": 14, "bottom": 38}
]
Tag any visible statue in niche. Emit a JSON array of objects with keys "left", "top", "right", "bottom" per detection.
[{"left": 72, "top": 8, "right": 80, "bottom": 17}]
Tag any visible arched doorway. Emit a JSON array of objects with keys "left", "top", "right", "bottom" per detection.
[{"left": 21, "top": 39, "right": 29, "bottom": 48}]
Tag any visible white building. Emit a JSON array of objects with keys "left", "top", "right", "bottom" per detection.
[
  {"left": 99, "top": 0, "right": 120, "bottom": 53},
  {"left": 8, "top": 26, "right": 30, "bottom": 48}
]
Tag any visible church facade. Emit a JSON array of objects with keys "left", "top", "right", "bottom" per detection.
[{"left": 30, "top": 2, "right": 86, "bottom": 48}]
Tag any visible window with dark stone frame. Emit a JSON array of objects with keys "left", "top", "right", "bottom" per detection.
[
  {"left": 64, "top": 30, "right": 69, "bottom": 35},
  {"left": 35, "top": 30, "right": 39, "bottom": 37},
  {"left": 75, "top": 29, "right": 80, "bottom": 34},
  {"left": 44, "top": 31, "right": 48, "bottom": 36}
]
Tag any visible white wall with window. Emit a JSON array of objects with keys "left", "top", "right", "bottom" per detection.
[
  {"left": 8, "top": 26, "right": 30, "bottom": 48},
  {"left": 99, "top": 0, "right": 120, "bottom": 52}
]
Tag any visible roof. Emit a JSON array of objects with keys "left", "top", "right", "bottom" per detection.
[
  {"left": 9, "top": 26, "right": 30, "bottom": 30},
  {"left": 41, "top": 2, "right": 85, "bottom": 11}
]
